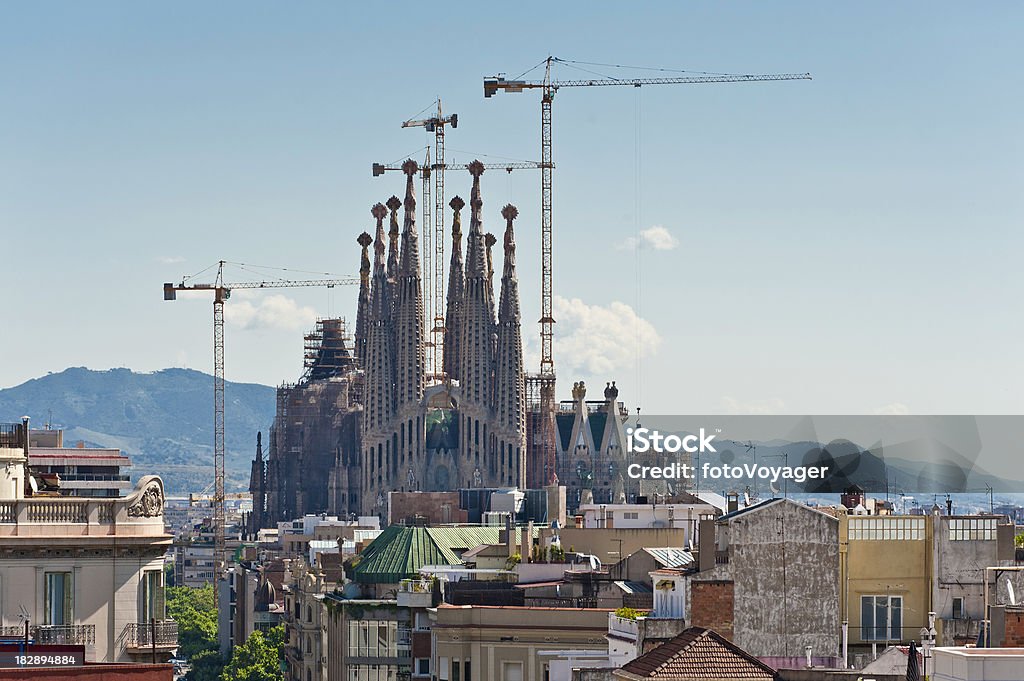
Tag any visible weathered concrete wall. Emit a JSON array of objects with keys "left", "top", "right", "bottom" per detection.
[{"left": 699, "top": 499, "right": 840, "bottom": 661}]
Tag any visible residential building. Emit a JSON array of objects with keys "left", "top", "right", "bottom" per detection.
[
  {"left": 27, "top": 434, "right": 132, "bottom": 499},
  {"left": 324, "top": 596, "right": 412, "bottom": 681},
  {"left": 0, "top": 419, "right": 176, "bottom": 663},
  {"left": 689, "top": 497, "right": 841, "bottom": 668},
  {"left": 430, "top": 604, "right": 611, "bottom": 681}
]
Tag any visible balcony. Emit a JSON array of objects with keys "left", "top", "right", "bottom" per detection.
[
  {"left": 608, "top": 614, "right": 640, "bottom": 642},
  {"left": 0, "top": 624, "right": 96, "bottom": 646},
  {"left": 397, "top": 579, "right": 435, "bottom": 608},
  {"left": 123, "top": 620, "right": 178, "bottom": 651},
  {"left": 0, "top": 475, "right": 168, "bottom": 539}
]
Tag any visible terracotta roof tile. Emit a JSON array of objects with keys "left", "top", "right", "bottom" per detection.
[{"left": 617, "top": 627, "right": 777, "bottom": 680}]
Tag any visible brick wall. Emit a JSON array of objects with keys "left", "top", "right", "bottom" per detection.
[
  {"left": 1004, "top": 607, "right": 1024, "bottom": 647},
  {"left": 690, "top": 580, "right": 734, "bottom": 640},
  {"left": 388, "top": 492, "right": 468, "bottom": 525}
]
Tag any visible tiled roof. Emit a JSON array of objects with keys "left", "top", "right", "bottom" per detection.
[
  {"left": 617, "top": 627, "right": 777, "bottom": 680},
  {"left": 353, "top": 525, "right": 502, "bottom": 584}
]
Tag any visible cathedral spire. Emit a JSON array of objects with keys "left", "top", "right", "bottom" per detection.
[
  {"left": 364, "top": 202, "right": 396, "bottom": 437},
  {"left": 386, "top": 195, "right": 401, "bottom": 283},
  {"left": 485, "top": 232, "right": 497, "bottom": 324},
  {"left": 459, "top": 161, "right": 495, "bottom": 411},
  {"left": 393, "top": 159, "right": 425, "bottom": 408},
  {"left": 444, "top": 196, "right": 466, "bottom": 382},
  {"left": 369, "top": 203, "right": 390, "bottom": 320},
  {"left": 465, "top": 161, "right": 487, "bottom": 279},
  {"left": 355, "top": 229, "right": 374, "bottom": 364},
  {"left": 498, "top": 205, "right": 521, "bottom": 323},
  {"left": 494, "top": 203, "right": 526, "bottom": 487}
]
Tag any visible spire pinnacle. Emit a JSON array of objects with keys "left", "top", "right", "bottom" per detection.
[
  {"left": 358, "top": 231, "right": 373, "bottom": 285},
  {"left": 501, "top": 204, "right": 518, "bottom": 272},
  {"left": 386, "top": 195, "right": 401, "bottom": 279}
]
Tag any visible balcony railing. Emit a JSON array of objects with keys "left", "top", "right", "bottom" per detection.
[
  {"left": 0, "top": 624, "right": 96, "bottom": 646},
  {"left": 123, "top": 620, "right": 178, "bottom": 649}
]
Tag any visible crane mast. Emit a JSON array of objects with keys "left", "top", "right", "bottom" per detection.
[
  {"left": 484, "top": 57, "right": 811, "bottom": 487},
  {"left": 163, "top": 262, "right": 357, "bottom": 605},
  {"left": 401, "top": 100, "right": 458, "bottom": 382}
]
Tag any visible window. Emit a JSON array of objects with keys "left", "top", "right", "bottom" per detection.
[
  {"left": 849, "top": 517, "right": 924, "bottom": 541},
  {"left": 949, "top": 518, "right": 997, "bottom": 541},
  {"left": 416, "top": 658, "right": 430, "bottom": 676},
  {"left": 502, "top": 662, "right": 523, "bottom": 681},
  {"left": 464, "top": 660, "right": 471, "bottom": 681},
  {"left": 348, "top": 620, "right": 399, "bottom": 657},
  {"left": 623, "top": 512, "right": 639, "bottom": 520},
  {"left": 953, "top": 597, "right": 965, "bottom": 620},
  {"left": 452, "top": 659, "right": 461, "bottom": 681},
  {"left": 140, "top": 570, "right": 165, "bottom": 622},
  {"left": 860, "top": 595, "right": 902, "bottom": 641},
  {"left": 44, "top": 572, "right": 73, "bottom": 625}
]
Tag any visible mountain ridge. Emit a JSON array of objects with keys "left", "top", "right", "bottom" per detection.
[{"left": 0, "top": 367, "right": 276, "bottom": 494}]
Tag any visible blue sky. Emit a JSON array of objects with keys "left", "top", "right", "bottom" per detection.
[{"left": 2, "top": 2, "right": 1021, "bottom": 416}]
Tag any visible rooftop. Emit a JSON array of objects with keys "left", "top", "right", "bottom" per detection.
[{"left": 617, "top": 627, "right": 777, "bottom": 680}]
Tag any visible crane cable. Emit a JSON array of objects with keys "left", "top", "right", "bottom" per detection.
[{"left": 635, "top": 86, "right": 643, "bottom": 412}]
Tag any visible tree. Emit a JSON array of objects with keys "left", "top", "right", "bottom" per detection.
[
  {"left": 167, "top": 584, "right": 225, "bottom": 681},
  {"left": 220, "top": 626, "right": 284, "bottom": 681},
  {"left": 167, "top": 584, "right": 219, "bottom": 660}
]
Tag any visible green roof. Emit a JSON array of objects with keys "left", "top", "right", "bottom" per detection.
[{"left": 353, "top": 526, "right": 503, "bottom": 584}]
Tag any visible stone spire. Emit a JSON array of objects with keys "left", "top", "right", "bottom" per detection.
[
  {"left": 386, "top": 195, "right": 402, "bottom": 284},
  {"left": 459, "top": 161, "right": 495, "bottom": 408},
  {"left": 485, "top": 232, "right": 497, "bottom": 325},
  {"left": 494, "top": 204, "right": 525, "bottom": 477},
  {"left": 393, "top": 159, "right": 425, "bottom": 408},
  {"left": 363, "top": 202, "right": 395, "bottom": 436},
  {"left": 444, "top": 196, "right": 466, "bottom": 382},
  {"left": 354, "top": 229, "right": 374, "bottom": 364}
]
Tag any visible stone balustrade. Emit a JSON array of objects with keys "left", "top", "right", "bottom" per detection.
[{"left": 0, "top": 475, "right": 167, "bottom": 538}]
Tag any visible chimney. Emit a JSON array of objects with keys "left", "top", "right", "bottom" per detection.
[
  {"left": 506, "top": 514, "right": 516, "bottom": 558},
  {"left": 698, "top": 516, "right": 716, "bottom": 572},
  {"left": 521, "top": 521, "right": 533, "bottom": 563},
  {"left": 727, "top": 491, "right": 739, "bottom": 514}
]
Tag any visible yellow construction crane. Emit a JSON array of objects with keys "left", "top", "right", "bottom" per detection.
[
  {"left": 484, "top": 57, "right": 811, "bottom": 486},
  {"left": 162, "top": 260, "right": 357, "bottom": 604}
]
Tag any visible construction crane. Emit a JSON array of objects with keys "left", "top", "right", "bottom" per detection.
[
  {"left": 162, "top": 261, "right": 358, "bottom": 604},
  {"left": 400, "top": 100, "right": 457, "bottom": 381},
  {"left": 372, "top": 156, "right": 549, "bottom": 382},
  {"left": 484, "top": 57, "right": 812, "bottom": 487}
]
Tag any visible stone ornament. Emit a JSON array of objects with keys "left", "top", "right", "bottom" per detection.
[{"left": 128, "top": 481, "right": 164, "bottom": 518}]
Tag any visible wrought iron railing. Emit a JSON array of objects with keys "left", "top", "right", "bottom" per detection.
[
  {"left": 0, "top": 624, "right": 96, "bottom": 646},
  {"left": 123, "top": 620, "right": 178, "bottom": 648}
]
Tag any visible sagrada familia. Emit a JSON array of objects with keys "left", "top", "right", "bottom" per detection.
[{"left": 249, "top": 159, "right": 635, "bottom": 526}]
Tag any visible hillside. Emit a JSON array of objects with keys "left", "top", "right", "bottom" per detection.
[{"left": 0, "top": 367, "right": 276, "bottom": 495}]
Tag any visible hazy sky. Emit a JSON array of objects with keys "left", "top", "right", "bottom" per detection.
[{"left": 2, "top": 2, "right": 1021, "bottom": 416}]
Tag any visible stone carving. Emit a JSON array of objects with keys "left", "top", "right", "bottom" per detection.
[{"left": 128, "top": 482, "right": 164, "bottom": 517}]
